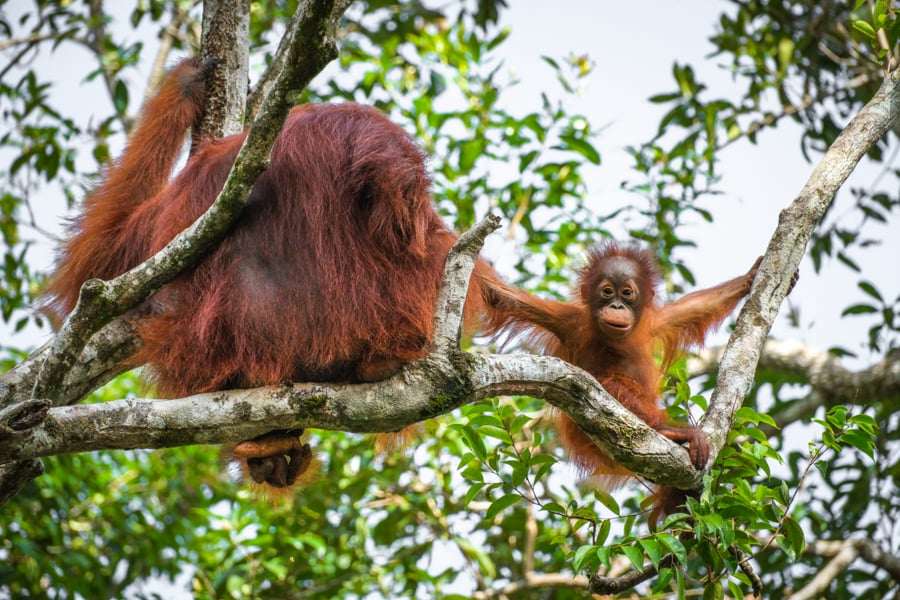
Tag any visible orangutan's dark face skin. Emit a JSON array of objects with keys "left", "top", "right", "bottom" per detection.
[{"left": 591, "top": 256, "right": 644, "bottom": 339}]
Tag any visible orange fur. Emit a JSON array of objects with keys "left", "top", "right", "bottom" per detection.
[
  {"left": 482, "top": 242, "right": 758, "bottom": 522},
  {"left": 44, "top": 59, "right": 509, "bottom": 492}
]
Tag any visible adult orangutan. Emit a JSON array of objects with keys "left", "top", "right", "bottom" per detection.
[{"left": 43, "top": 58, "right": 505, "bottom": 488}]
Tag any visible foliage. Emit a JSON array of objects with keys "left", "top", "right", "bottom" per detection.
[{"left": 1, "top": 0, "right": 898, "bottom": 598}]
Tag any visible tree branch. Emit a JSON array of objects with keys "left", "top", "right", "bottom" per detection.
[
  {"left": 701, "top": 73, "right": 900, "bottom": 450},
  {"left": 690, "top": 340, "right": 900, "bottom": 430},
  {"left": 198, "top": 0, "right": 251, "bottom": 138},
  {"left": 432, "top": 214, "right": 501, "bottom": 351},
  {"left": 473, "top": 573, "right": 589, "bottom": 599},
  {"left": 0, "top": 318, "right": 140, "bottom": 411},
  {"left": 790, "top": 538, "right": 900, "bottom": 600},
  {"left": 597, "top": 70, "right": 900, "bottom": 600},
  {"left": 246, "top": 0, "right": 353, "bottom": 121},
  {"left": 0, "top": 459, "right": 44, "bottom": 507},
  {"left": 145, "top": 3, "right": 196, "bottom": 99},
  {"left": 0, "top": 215, "right": 706, "bottom": 492},
  {"left": 590, "top": 554, "right": 677, "bottom": 595}
]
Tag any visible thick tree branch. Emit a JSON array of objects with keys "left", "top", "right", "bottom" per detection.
[
  {"left": 690, "top": 340, "right": 900, "bottom": 430},
  {"left": 246, "top": 0, "right": 353, "bottom": 121},
  {"left": 0, "top": 215, "right": 705, "bottom": 491},
  {"left": 198, "top": 0, "right": 250, "bottom": 138},
  {"left": 0, "top": 355, "right": 699, "bottom": 489},
  {"left": 701, "top": 73, "right": 900, "bottom": 450},
  {"left": 790, "top": 538, "right": 900, "bottom": 600},
  {"left": 598, "top": 71, "right": 900, "bottom": 600},
  {"left": 0, "top": 460, "right": 44, "bottom": 507},
  {"left": 1, "top": 319, "right": 140, "bottom": 411}
]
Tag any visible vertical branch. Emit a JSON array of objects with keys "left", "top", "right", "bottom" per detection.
[
  {"left": 431, "top": 214, "right": 501, "bottom": 352},
  {"left": 146, "top": 4, "right": 201, "bottom": 100},
  {"left": 198, "top": 0, "right": 251, "bottom": 139}
]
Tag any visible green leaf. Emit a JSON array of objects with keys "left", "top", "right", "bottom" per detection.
[
  {"left": 540, "top": 502, "right": 566, "bottom": 515},
  {"left": 639, "top": 538, "right": 662, "bottom": 569},
  {"left": 852, "top": 19, "right": 877, "bottom": 39},
  {"left": 621, "top": 544, "right": 644, "bottom": 570},
  {"left": 455, "top": 424, "right": 487, "bottom": 459},
  {"left": 263, "top": 558, "right": 288, "bottom": 579},
  {"left": 776, "top": 37, "right": 795, "bottom": 72},
  {"left": 593, "top": 488, "right": 621, "bottom": 515},
  {"left": 850, "top": 414, "right": 878, "bottom": 435},
  {"left": 478, "top": 425, "right": 512, "bottom": 444},
  {"left": 486, "top": 493, "right": 520, "bottom": 519},
  {"left": 648, "top": 91, "right": 681, "bottom": 104},
  {"left": 464, "top": 482, "right": 485, "bottom": 506},
  {"left": 703, "top": 580, "right": 724, "bottom": 600},
  {"left": 541, "top": 55, "right": 560, "bottom": 70},
  {"left": 781, "top": 516, "right": 806, "bottom": 559},
  {"left": 842, "top": 304, "right": 878, "bottom": 316},
  {"left": 467, "top": 414, "right": 503, "bottom": 428},
  {"left": 113, "top": 79, "right": 129, "bottom": 114},
  {"left": 455, "top": 536, "right": 497, "bottom": 578},
  {"left": 572, "top": 544, "right": 597, "bottom": 572},
  {"left": 858, "top": 280, "right": 883, "bottom": 301},
  {"left": 518, "top": 150, "right": 539, "bottom": 172},
  {"left": 597, "top": 519, "right": 611, "bottom": 546},
  {"left": 840, "top": 429, "right": 875, "bottom": 459},
  {"left": 658, "top": 533, "right": 688, "bottom": 564},
  {"left": 560, "top": 137, "right": 600, "bottom": 164}
]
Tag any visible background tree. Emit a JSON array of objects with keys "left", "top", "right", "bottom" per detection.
[{"left": 0, "top": 1, "right": 898, "bottom": 598}]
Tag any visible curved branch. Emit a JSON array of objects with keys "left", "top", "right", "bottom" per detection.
[
  {"left": 0, "top": 318, "right": 140, "bottom": 410},
  {"left": 0, "top": 216, "right": 705, "bottom": 491},
  {"left": 790, "top": 538, "right": 900, "bottom": 600},
  {"left": 597, "top": 69, "right": 900, "bottom": 600},
  {"left": 701, "top": 73, "right": 900, "bottom": 450},
  {"left": 0, "top": 353, "right": 696, "bottom": 491},
  {"left": 246, "top": 0, "right": 354, "bottom": 121},
  {"left": 0, "top": 460, "right": 44, "bottom": 506},
  {"left": 473, "top": 573, "right": 589, "bottom": 599}
]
